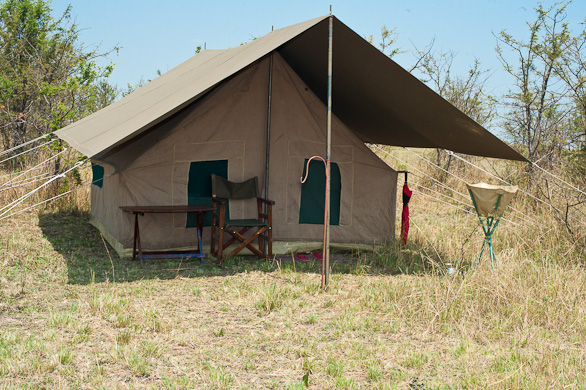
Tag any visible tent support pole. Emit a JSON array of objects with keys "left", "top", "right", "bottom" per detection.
[
  {"left": 265, "top": 53, "right": 273, "bottom": 201},
  {"left": 324, "top": 15, "right": 333, "bottom": 291},
  {"left": 264, "top": 53, "right": 274, "bottom": 256}
]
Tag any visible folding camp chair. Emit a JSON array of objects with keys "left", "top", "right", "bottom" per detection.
[{"left": 210, "top": 174, "right": 274, "bottom": 262}]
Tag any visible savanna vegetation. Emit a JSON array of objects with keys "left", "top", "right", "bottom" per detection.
[{"left": 1, "top": 0, "right": 585, "bottom": 389}]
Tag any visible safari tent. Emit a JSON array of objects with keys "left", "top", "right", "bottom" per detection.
[{"left": 54, "top": 16, "right": 525, "bottom": 258}]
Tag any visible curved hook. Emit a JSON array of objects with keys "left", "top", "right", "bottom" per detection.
[{"left": 300, "top": 155, "right": 328, "bottom": 184}]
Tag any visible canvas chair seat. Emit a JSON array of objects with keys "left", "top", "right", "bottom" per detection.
[
  {"left": 210, "top": 174, "right": 274, "bottom": 262},
  {"left": 226, "top": 219, "right": 268, "bottom": 227}
]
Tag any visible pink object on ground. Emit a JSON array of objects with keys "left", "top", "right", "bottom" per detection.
[
  {"left": 312, "top": 252, "right": 323, "bottom": 261},
  {"left": 294, "top": 253, "right": 311, "bottom": 262}
]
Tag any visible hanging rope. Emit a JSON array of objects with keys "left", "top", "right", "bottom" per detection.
[
  {"left": 0, "top": 148, "right": 69, "bottom": 185},
  {"left": 0, "top": 175, "right": 94, "bottom": 222},
  {"left": 401, "top": 147, "right": 537, "bottom": 225},
  {"left": 413, "top": 175, "right": 474, "bottom": 209},
  {"left": 531, "top": 161, "right": 586, "bottom": 198},
  {"left": 0, "top": 159, "right": 86, "bottom": 218},
  {"left": 444, "top": 150, "right": 584, "bottom": 226},
  {"left": 404, "top": 147, "right": 471, "bottom": 185},
  {"left": 0, "top": 133, "right": 54, "bottom": 159},
  {"left": 0, "top": 161, "right": 91, "bottom": 192},
  {"left": 396, "top": 167, "right": 522, "bottom": 226},
  {"left": 0, "top": 171, "right": 53, "bottom": 192},
  {"left": 412, "top": 180, "right": 522, "bottom": 227},
  {"left": 372, "top": 145, "right": 470, "bottom": 199},
  {"left": 0, "top": 139, "right": 54, "bottom": 165},
  {"left": 372, "top": 145, "right": 535, "bottom": 226},
  {"left": 414, "top": 183, "right": 476, "bottom": 216}
]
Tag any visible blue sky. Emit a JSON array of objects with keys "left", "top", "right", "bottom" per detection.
[{"left": 50, "top": 0, "right": 586, "bottom": 95}]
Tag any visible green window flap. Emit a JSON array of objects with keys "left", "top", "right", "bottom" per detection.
[
  {"left": 186, "top": 160, "right": 228, "bottom": 228},
  {"left": 91, "top": 163, "right": 104, "bottom": 188},
  {"left": 299, "top": 159, "right": 341, "bottom": 225}
]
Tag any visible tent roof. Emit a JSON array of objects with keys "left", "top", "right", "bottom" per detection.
[{"left": 55, "top": 16, "right": 527, "bottom": 162}]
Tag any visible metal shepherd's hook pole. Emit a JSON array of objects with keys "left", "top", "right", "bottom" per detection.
[
  {"left": 299, "top": 11, "right": 333, "bottom": 291},
  {"left": 300, "top": 156, "right": 329, "bottom": 289}
]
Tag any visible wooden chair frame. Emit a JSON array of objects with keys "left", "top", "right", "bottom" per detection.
[{"left": 210, "top": 194, "right": 274, "bottom": 263}]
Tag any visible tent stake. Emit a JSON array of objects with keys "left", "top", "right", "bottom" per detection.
[{"left": 323, "top": 15, "right": 333, "bottom": 291}]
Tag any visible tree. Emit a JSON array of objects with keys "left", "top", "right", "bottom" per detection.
[
  {"left": 371, "top": 24, "right": 497, "bottom": 176},
  {"left": 496, "top": 1, "right": 574, "bottom": 164},
  {"left": 415, "top": 50, "right": 497, "bottom": 175},
  {"left": 0, "top": 0, "right": 118, "bottom": 151},
  {"left": 417, "top": 51, "right": 495, "bottom": 126},
  {"left": 547, "top": 8, "right": 586, "bottom": 174}
]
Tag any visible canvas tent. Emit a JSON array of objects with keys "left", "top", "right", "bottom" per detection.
[{"left": 55, "top": 16, "right": 525, "bottom": 258}]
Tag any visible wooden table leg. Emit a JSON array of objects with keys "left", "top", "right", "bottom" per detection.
[
  {"left": 132, "top": 212, "right": 139, "bottom": 260},
  {"left": 195, "top": 212, "right": 203, "bottom": 254},
  {"left": 136, "top": 213, "right": 143, "bottom": 261},
  {"left": 196, "top": 211, "right": 206, "bottom": 263}
]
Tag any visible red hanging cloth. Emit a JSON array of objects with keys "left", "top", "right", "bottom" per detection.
[{"left": 401, "top": 183, "right": 412, "bottom": 245}]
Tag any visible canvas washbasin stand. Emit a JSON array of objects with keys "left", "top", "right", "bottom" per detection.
[{"left": 467, "top": 183, "right": 518, "bottom": 269}]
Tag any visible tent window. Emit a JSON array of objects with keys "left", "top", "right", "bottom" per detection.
[
  {"left": 91, "top": 163, "right": 104, "bottom": 188},
  {"left": 299, "top": 159, "right": 341, "bottom": 225},
  {"left": 186, "top": 160, "right": 228, "bottom": 228}
]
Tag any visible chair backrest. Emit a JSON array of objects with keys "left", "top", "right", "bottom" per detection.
[{"left": 211, "top": 174, "right": 258, "bottom": 200}]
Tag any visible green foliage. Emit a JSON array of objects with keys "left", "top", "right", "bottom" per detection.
[
  {"left": 379, "top": 25, "right": 401, "bottom": 58},
  {"left": 496, "top": 1, "right": 576, "bottom": 162},
  {"left": 0, "top": 0, "right": 118, "bottom": 150},
  {"left": 418, "top": 52, "right": 496, "bottom": 126},
  {"left": 370, "top": 24, "right": 495, "bottom": 129}
]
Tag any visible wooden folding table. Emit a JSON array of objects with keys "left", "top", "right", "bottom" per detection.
[{"left": 120, "top": 205, "right": 215, "bottom": 261}]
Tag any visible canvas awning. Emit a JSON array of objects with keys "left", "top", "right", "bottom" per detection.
[{"left": 54, "top": 16, "right": 527, "bottom": 162}]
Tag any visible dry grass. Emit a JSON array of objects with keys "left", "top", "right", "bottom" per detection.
[{"left": 1, "top": 149, "right": 585, "bottom": 389}]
